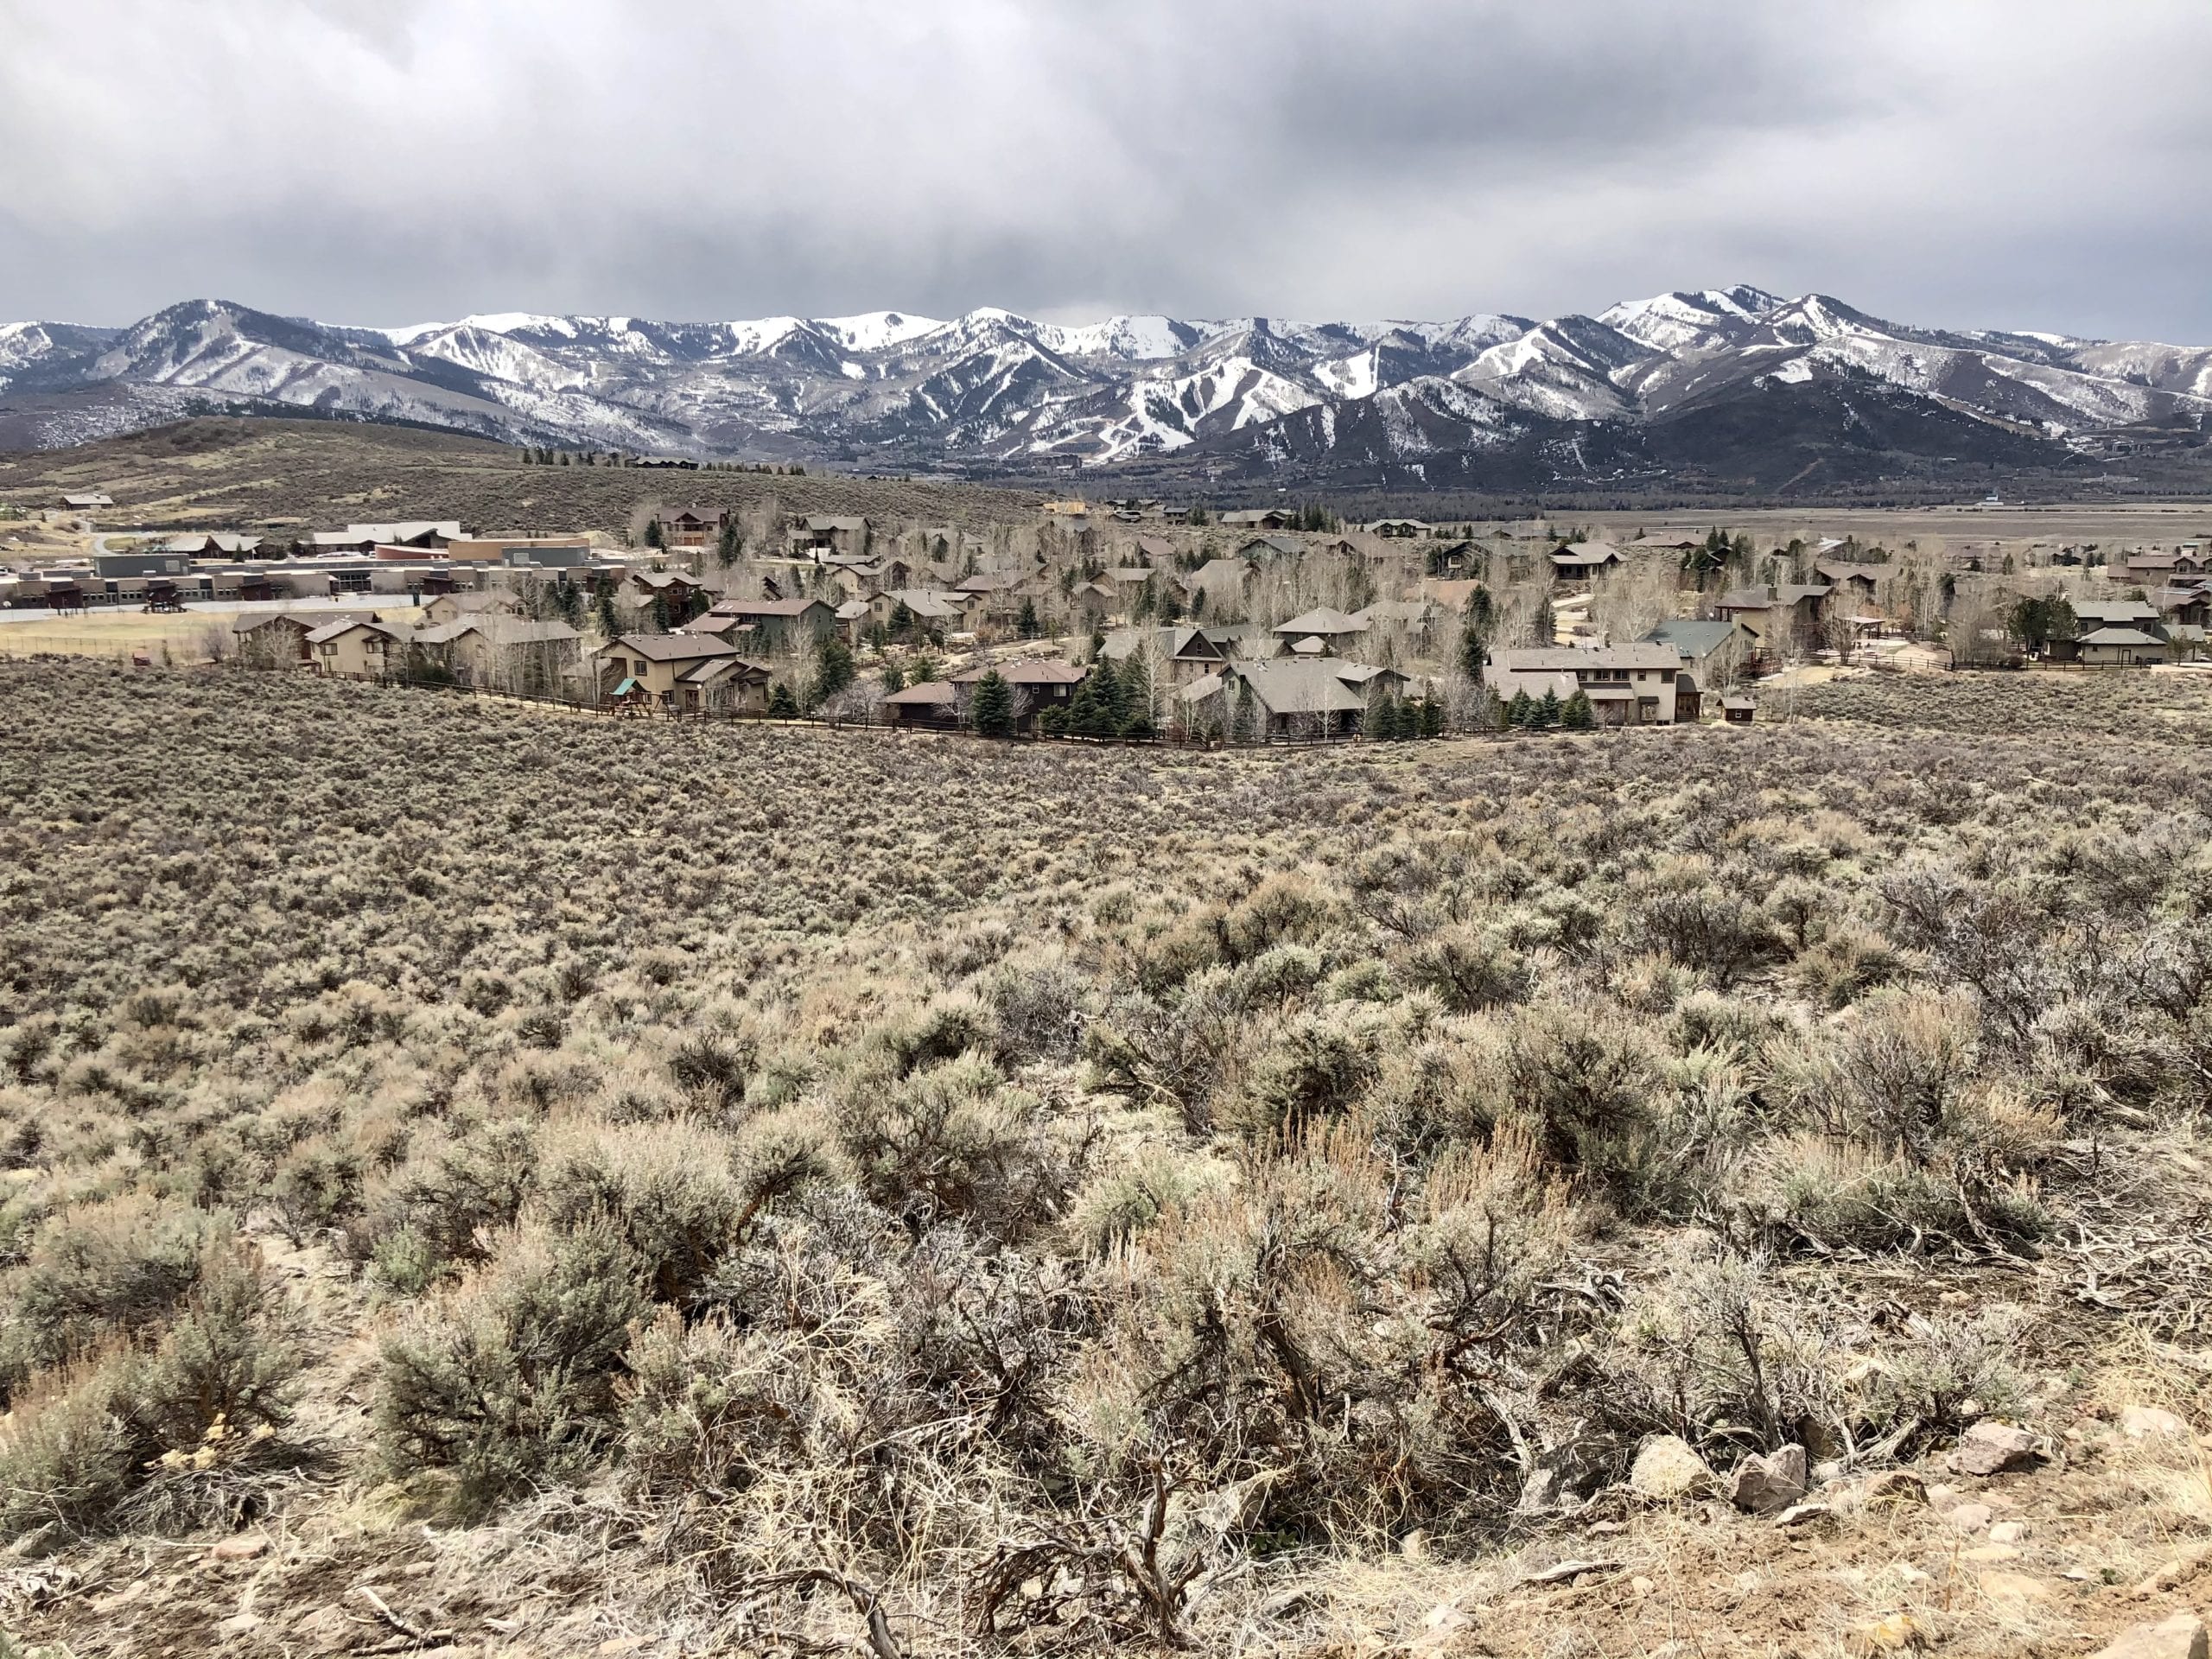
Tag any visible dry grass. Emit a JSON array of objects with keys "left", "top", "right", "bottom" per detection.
[{"left": 0, "top": 662, "right": 2207, "bottom": 1656}]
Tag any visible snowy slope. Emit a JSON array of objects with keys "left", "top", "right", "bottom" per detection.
[{"left": 8, "top": 288, "right": 2210, "bottom": 475}]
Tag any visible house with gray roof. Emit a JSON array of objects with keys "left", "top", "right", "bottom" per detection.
[{"left": 1487, "top": 644, "right": 1683, "bottom": 724}]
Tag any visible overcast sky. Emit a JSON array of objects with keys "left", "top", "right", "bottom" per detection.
[{"left": 4, "top": 0, "right": 2211, "bottom": 340}]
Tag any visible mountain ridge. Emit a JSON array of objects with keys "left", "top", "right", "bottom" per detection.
[{"left": 3, "top": 289, "right": 2209, "bottom": 491}]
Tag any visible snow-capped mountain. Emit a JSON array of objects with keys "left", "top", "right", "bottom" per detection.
[{"left": 3, "top": 289, "right": 2209, "bottom": 488}]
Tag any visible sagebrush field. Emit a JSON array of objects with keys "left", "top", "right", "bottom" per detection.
[{"left": 2, "top": 661, "right": 2209, "bottom": 1657}]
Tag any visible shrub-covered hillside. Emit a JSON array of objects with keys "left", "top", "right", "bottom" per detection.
[{"left": 0, "top": 662, "right": 2208, "bottom": 1656}]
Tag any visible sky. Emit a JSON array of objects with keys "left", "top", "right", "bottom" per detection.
[{"left": 4, "top": 0, "right": 2212, "bottom": 341}]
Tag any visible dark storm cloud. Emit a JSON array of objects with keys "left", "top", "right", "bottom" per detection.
[{"left": 3, "top": 0, "right": 2210, "bottom": 341}]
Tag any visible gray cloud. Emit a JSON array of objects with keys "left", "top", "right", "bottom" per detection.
[{"left": 2, "top": 0, "right": 2209, "bottom": 341}]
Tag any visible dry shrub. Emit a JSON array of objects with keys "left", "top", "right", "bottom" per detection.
[
  {"left": 1405, "top": 923, "right": 1530, "bottom": 1014},
  {"left": 356, "top": 1116, "right": 537, "bottom": 1289},
  {"left": 0, "top": 1196, "right": 225, "bottom": 1397},
  {"left": 0, "top": 1243, "right": 298, "bottom": 1536},
  {"left": 374, "top": 1217, "right": 644, "bottom": 1506},
  {"left": 832, "top": 1051, "right": 1090, "bottom": 1239},
  {"left": 534, "top": 1118, "right": 748, "bottom": 1306}
]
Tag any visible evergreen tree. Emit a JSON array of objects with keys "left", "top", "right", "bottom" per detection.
[
  {"left": 1017, "top": 597, "right": 1040, "bottom": 639},
  {"left": 767, "top": 682, "right": 799, "bottom": 719},
  {"left": 1459, "top": 584, "right": 1497, "bottom": 681},
  {"left": 1537, "top": 688, "right": 1561, "bottom": 729},
  {"left": 1506, "top": 689, "right": 1535, "bottom": 729},
  {"left": 969, "top": 670, "right": 1015, "bottom": 737},
  {"left": 594, "top": 583, "right": 620, "bottom": 639},
  {"left": 1531, "top": 592, "right": 1557, "bottom": 647},
  {"left": 1159, "top": 588, "right": 1184, "bottom": 625},
  {"left": 912, "top": 654, "right": 939, "bottom": 684},
  {"left": 1116, "top": 654, "right": 1155, "bottom": 739},
  {"left": 716, "top": 522, "right": 741, "bottom": 568},
  {"left": 1417, "top": 696, "right": 1445, "bottom": 739},
  {"left": 1231, "top": 676, "right": 1258, "bottom": 743},
  {"left": 649, "top": 593, "right": 671, "bottom": 635},
  {"left": 882, "top": 659, "right": 906, "bottom": 693},
  {"left": 811, "top": 635, "right": 856, "bottom": 706},
  {"left": 891, "top": 599, "right": 916, "bottom": 641},
  {"left": 1561, "top": 689, "right": 1595, "bottom": 730},
  {"left": 644, "top": 517, "right": 666, "bottom": 551},
  {"left": 1367, "top": 697, "right": 1400, "bottom": 741},
  {"left": 1073, "top": 660, "right": 1118, "bottom": 737}
]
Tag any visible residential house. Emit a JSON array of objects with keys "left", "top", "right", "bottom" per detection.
[
  {"left": 694, "top": 596, "right": 840, "bottom": 653},
  {"left": 833, "top": 598, "right": 874, "bottom": 642},
  {"left": 1815, "top": 560, "right": 1883, "bottom": 603},
  {"left": 1716, "top": 582, "right": 1832, "bottom": 654},
  {"left": 953, "top": 569, "right": 1033, "bottom": 629},
  {"left": 1221, "top": 508, "right": 1298, "bottom": 531},
  {"left": 1638, "top": 617, "right": 1748, "bottom": 720},
  {"left": 868, "top": 588, "right": 976, "bottom": 636},
  {"left": 304, "top": 618, "right": 408, "bottom": 677},
  {"left": 950, "top": 660, "right": 1088, "bottom": 731},
  {"left": 1548, "top": 541, "right": 1624, "bottom": 581},
  {"left": 628, "top": 569, "right": 709, "bottom": 619},
  {"left": 882, "top": 681, "right": 958, "bottom": 727},
  {"left": 1133, "top": 535, "right": 1177, "bottom": 565},
  {"left": 1486, "top": 644, "right": 1683, "bottom": 725},
  {"left": 789, "top": 515, "right": 870, "bottom": 557},
  {"left": 2154, "top": 588, "right": 2212, "bottom": 630},
  {"left": 1100, "top": 626, "right": 1236, "bottom": 687},
  {"left": 1271, "top": 607, "right": 1370, "bottom": 658},
  {"left": 231, "top": 612, "right": 337, "bottom": 665},
  {"left": 2076, "top": 626, "right": 2171, "bottom": 667},
  {"left": 597, "top": 632, "right": 747, "bottom": 703},
  {"left": 60, "top": 492, "right": 114, "bottom": 511},
  {"left": 676, "top": 656, "right": 772, "bottom": 715},
  {"left": 422, "top": 589, "right": 513, "bottom": 627},
  {"left": 1197, "top": 659, "right": 1375, "bottom": 737},
  {"left": 409, "top": 616, "right": 582, "bottom": 693},
  {"left": 2120, "top": 547, "right": 2209, "bottom": 587},
  {"left": 1368, "top": 518, "right": 1431, "bottom": 538},
  {"left": 658, "top": 507, "right": 728, "bottom": 549},
  {"left": 1177, "top": 558, "right": 1255, "bottom": 618},
  {"left": 1427, "top": 540, "right": 1484, "bottom": 578},
  {"left": 1236, "top": 534, "right": 1305, "bottom": 563},
  {"left": 1351, "top": 599, "right": 1441, "bottom": 652}
]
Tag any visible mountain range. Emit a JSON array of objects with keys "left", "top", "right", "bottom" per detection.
[{"left": 4, "top": 287, "right": 2210, "bottom": 493}]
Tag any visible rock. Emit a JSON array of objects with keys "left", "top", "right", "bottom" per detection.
[
  {"left": 1629, "top": 1435, "right": 1713, "bottom": 1501},
  {"left": 1400, "top": 1528, "right": 1430, "bottom": 1561},
  {"left": 1988, "top": 1520, "right": 2031, "bottom": 1545},
  {"left": 1925, "top": 1482, "right": 1962, "bottom": 1511},
  {"left": 1773, "top": 1502, "right": 1831, "bottom": 1528},
  {"left": 1962, "top": 1544, "right": 2022, "bottom": 1563},
  {"left": 210, "top": 1535, "right": 269, "bottom": 1560},
  {"left": 1865, "top": 1470, "right": 1929, "bottom": 1507},
  {"left": 1814, "top": 1459, "right": 1846, "bottom": 1485},
  {"left": 2120, "top": 1406, "right": 2191, "bottom": 1440},
  {"left": 1630, "top": 1575, "right": 1656, "bottom": 1598},
  {"left": 1975, "top": 1569, "right": 2051, "bottom": 1604},
  {"left": 2131, "top": 1545, "right": 2210, "bottom": 1597},
  {"left": 1848, "top": 1611, "right": 1936, "bottom": 1654},
  {"left": 216, "top": 1612, "right": 264, "bottom": 1637},
  {"left": 2091, "top": 1615, "right": 2209, "bottom": 1659},
  {"left": 1946, "top": 1502, "right": 1994, "bottom": 1534},
  {"left": 1950, "top": 1419, "right": 2039, "bottom": 1476},
  {"left": 1728, "top": 1444, "right": 1809, "bottom": 1514}
]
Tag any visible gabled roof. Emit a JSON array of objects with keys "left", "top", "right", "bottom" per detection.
[
  {"left": 680, "top": 656, "right": 770, "bottom": 684},
  {"left": 631, "top": 569, "right": 704, "bottom": 588},
  {"left": 1230, "top": 659, "right": 1369, "bottom": 715},
  {"left": 304, "top": 619, "right": 404, "bottom": 645},
  {"left": 2076, "top": 626, "right": 2167, "bottom": 647},
  {"left": 2073, "top": 600, "right": 2161, "bottom": 626},
  {"left": 662, "top": 506, "right": 723, "bottom": 525},
  {"left": 883, "top": 679, "right": 957, "bottom": 707},
  {"left": 799, "top": 515, "right": 868, "bottom": 532},
  {"left": 1238, "top": 535, "right": 1304, "bottom": 560},
  {"left": 951, "top": 660, "right": 1086, "bottom": 685},
  {"left": 1493, "top": 645, "right": 1680, "bottom": 672},
  {"left": 1549, "top": 541, "right": 1623, "bottom": 567},
  {"left": 1815, "top": 559, "right": 1883, "bottom": 583},
  {"left": 607, "top": 632, "right": 743, "bottom": 662},
  {"left": 1641, "top": 618, "right": 1742, "bottom": 658},
  {"left": 1271, "top": 607, "right": 1368, "bottom": 637},
  {"left": 1719, "top": 582, "right": 1831, "bottom": 608},
  {"left": 416, "top": 617, "right": 581, "bottom": 647},
  {"left": 1352, "top": 600, "right": 1436, "bottom": 626},
  {"left": 709, "top": 597, "right": 832, "bottom": 618}
]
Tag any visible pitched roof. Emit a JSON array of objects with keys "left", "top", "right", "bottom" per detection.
[
  {"left": 1494, "top": 645, "right": 1681, "bottom": 672},
  {"left": 883, "top": 680, "right": 957, "bottom": 707},
  {"left": 1641, "top": 618, "right": 1741, "bottom": 658},
  {"left": 1719, "top": 582, "right": 1831, "bottom": 608},
  {"left": 1230, "top": 660, "right": 1369, "bottom": 715},
  {"left": 950, "top": 660, "right": 1086, "bottom": 685},
  {"left": 2073, "top": 600, "right": 2161, "bottom": 626},
  {"left": 608, "top": 632, "right": 742, "bottom": 662},
  {"left": 303, "top": 619, "right": 404, "bottom": 645},
  {"left": 709, "top": 597, "right": 830, "bottom": 618},
  {"left": 2076, "top": 626, "right": 2167, "bottom": 647},
  {"left": 1549, "top": 541, "right": 1624, "bottom": 566},
  {"left": 1238, "top": 535, "right": 1305, "bottom": 559},
  {"left": 416, "top": 617, "right": 581, "bottom": 647},
  {"left": 1271, "top": 607, "right": 1369, "bottom": 637}
]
